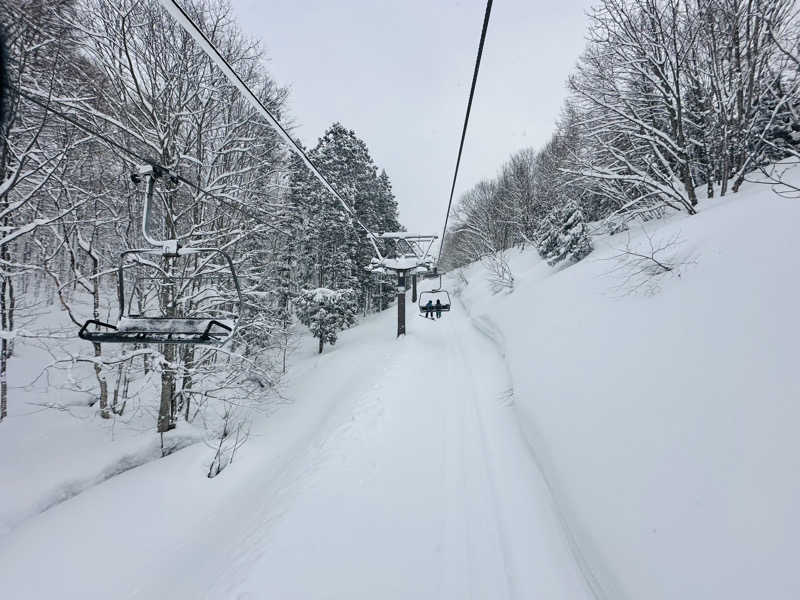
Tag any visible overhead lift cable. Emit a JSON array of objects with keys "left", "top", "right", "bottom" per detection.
[
  {"left": 157, "top": 0, "right": 383, "bottom": 257},
  {"left": 437, "top": 0, "right": 493, "bottom": 264}
]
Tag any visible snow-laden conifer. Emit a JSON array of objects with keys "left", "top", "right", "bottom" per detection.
[
  {"left": 294, "top": 287, "right": 357, "bottom": 354},
  {"left": 536, "top": 201, "right": 593, "bottom": 266}
]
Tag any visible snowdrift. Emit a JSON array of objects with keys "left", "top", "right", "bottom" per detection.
[{"left": 454, "top": 179, "right": 800, "bottom": 600}]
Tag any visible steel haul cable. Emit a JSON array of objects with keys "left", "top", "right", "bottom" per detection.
[
  {"left": 437, "top": 0, "right": 493, "bottom": 264},
  {"left": 157, "top": 0, "right": 382, "bottom": 256}
]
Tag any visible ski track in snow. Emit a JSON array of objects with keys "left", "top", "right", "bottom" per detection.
[
  {"left": 459, "top": 296, "right": 608, "bottom": 600},
  {"left": 206, "top": 291, "right": 593, "bottom": 600}
]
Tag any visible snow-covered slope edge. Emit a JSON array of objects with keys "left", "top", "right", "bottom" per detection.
[{"left": 454, "top": 181, "right": 800, "bottom": 600}]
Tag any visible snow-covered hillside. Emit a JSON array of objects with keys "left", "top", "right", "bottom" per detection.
[
  {"left": 455, "top": 178, "right": 800, "bottom": 600},
  {"left": 1, "top": 177, "right": 797, "bottom": 599}
]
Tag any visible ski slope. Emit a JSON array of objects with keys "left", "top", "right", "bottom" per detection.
[
  {"left": 0, "top": 290, "right": 594, "bottom": 599},
  {"left": 454, "top": 179, "right": 800, "bottom": 600},
  {"left": 2, "top": 176, "right": 798, "bottom": 599}
]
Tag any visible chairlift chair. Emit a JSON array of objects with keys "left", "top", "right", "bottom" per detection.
[
  {"left": 418, "top": 289, "right": 451, "bottom": 316},
  {"left": 79, "top": 247, "right": 242, "bottom": 345},
  {"left": 78, "top": 165, "right": 242, "bottom": 346}
]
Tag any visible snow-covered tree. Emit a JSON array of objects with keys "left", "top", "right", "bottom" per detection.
[
  {"left": 294, "top": 287, "right": 357, "bottom": 354},
  {"left": 536, "top": 201, "right": 593, "bottom": 266},
  {"left": 440, "top": 0, "right": 800, "bottom": 277},
  {"left": 285, "top": 122, "right": 402, "bottom": 314},
  {"left": 0, "top": 0, "right": 88, "bottom": 421}
]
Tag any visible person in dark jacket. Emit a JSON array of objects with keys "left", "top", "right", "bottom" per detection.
[
  {"left": 435, "top": 299, "right": 443, "bottom": 319},
  {"left": 424, "top": 299, "right": 434, "bottom": 319}
]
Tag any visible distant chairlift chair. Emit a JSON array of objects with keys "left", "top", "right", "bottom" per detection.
[{"left": 78, "top": 165, "right": 242, "bottom": 346}]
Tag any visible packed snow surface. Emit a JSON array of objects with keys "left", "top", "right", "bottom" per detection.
[{"left": 1, "top": 177, "right": 798, "bottom": 599}]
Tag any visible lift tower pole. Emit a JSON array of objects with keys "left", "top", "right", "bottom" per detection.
[{"left": 397, "top": 270, "right": 407, "bottom": 337}]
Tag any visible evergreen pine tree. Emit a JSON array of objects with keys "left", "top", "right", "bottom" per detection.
[
  {"left": 294, "top": 287, "right": 357, "bottom": 353},
  {"left": 536, "top": 201, "right": 593, "bottom": 266},
  {"left": 282, "top": 123, "right": 403, "bottom": 320},
  {"left": 312, "top": 123, "right": 401, "bottom": 313}
]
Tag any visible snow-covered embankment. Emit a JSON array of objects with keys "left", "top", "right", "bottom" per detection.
[{"left": 455, "top": 181, "right": 800, "bottom": 600}]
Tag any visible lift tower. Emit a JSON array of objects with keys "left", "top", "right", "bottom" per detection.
[{"left": 366, "top": 233, "right": 438, "bottom": 337}]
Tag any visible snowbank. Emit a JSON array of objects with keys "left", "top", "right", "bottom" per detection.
[
  {"left": 455, "top": 181, "right": 800, "bottom": 599},
  {"left": 0, "top": 319, "right": 175, "bottom": 538}
]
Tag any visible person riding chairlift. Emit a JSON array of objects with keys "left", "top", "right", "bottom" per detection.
[
  {"left": 424, "top": 299, "right": 434, "bottom": 319},
  {"left": 435, "top": 299, "right": 443, "bottom": 319}
]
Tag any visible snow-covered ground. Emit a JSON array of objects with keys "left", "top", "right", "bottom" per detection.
[
  {"left": 0, "top": 309, "right": 206, "bottom": 540},
  {"left": 2, "top": 176, "right": 798, "bottom": 599},
  {"left": 0, "top": 293, "right": 593, "bottom": 599},
  {"left": 455, "top": 178, "right": 800, "bottom": 600}
]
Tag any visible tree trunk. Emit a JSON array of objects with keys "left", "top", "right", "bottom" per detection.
[
  {"left": 282, "top": 312, "right": 289, "bottom": 374},
  {"left": 181, "top": 346, "right": 194, "bottom": 421},
  {"left": 93, "top": 344, "right": 109, "bottom": 419},
  {"left": 91, "top": 256, "right": 109, "bottom": 418},
  {"left": 731, "top": 169, "right": 748, "bottom": 193},
  {"left": 676, "top": 160, "right": 698, "bottom": 215},
  {"left": 720, "top": 146, "right": 730, "bottom": 196},
  {"left": 0, "top": 271, "right": 9, "bottom": 422},
  {"left": 318, "top": 336, "right": 324, "bottom": 354},
  {"left": 158, "top": 360, "right": 175, "bottom": 433},
  {"left": 111, "top": 363, "right": 128, "bottom": 416},
  {"left": 158, "top": 255, "right": 176, "bottom": 433},
  {"left": 683, "top": 178, "right": 698, "bottom": 213},
  {"left": 0, "top": 337, "right": 6, "bottom": 422}
]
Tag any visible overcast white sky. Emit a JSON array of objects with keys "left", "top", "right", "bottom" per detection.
[{"left": 229, "top": 0, "right": 594, "bottom": 235}]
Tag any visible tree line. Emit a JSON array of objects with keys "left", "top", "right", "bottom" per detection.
[
  {"left": 442, "top": 0, "right": 800, "bottom": 279},
  {"left": 0, "top": 0, "right": 402, "bottom": 463}
]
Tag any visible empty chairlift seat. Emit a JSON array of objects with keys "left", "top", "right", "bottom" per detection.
[
  {"left": 80, "top": 316, "right": 235, "bottom": 345},
  {"left": 78, "top": 247, "right": 242, "bottom": 346}
]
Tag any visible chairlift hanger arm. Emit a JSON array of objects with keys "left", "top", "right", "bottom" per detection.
[{"left": 132, "top": 165, "right": 179, "bottom": 252}]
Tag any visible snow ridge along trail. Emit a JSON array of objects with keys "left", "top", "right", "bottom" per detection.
[{"left": 0, "top": 294, "right": 592, "bottom": 599}]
